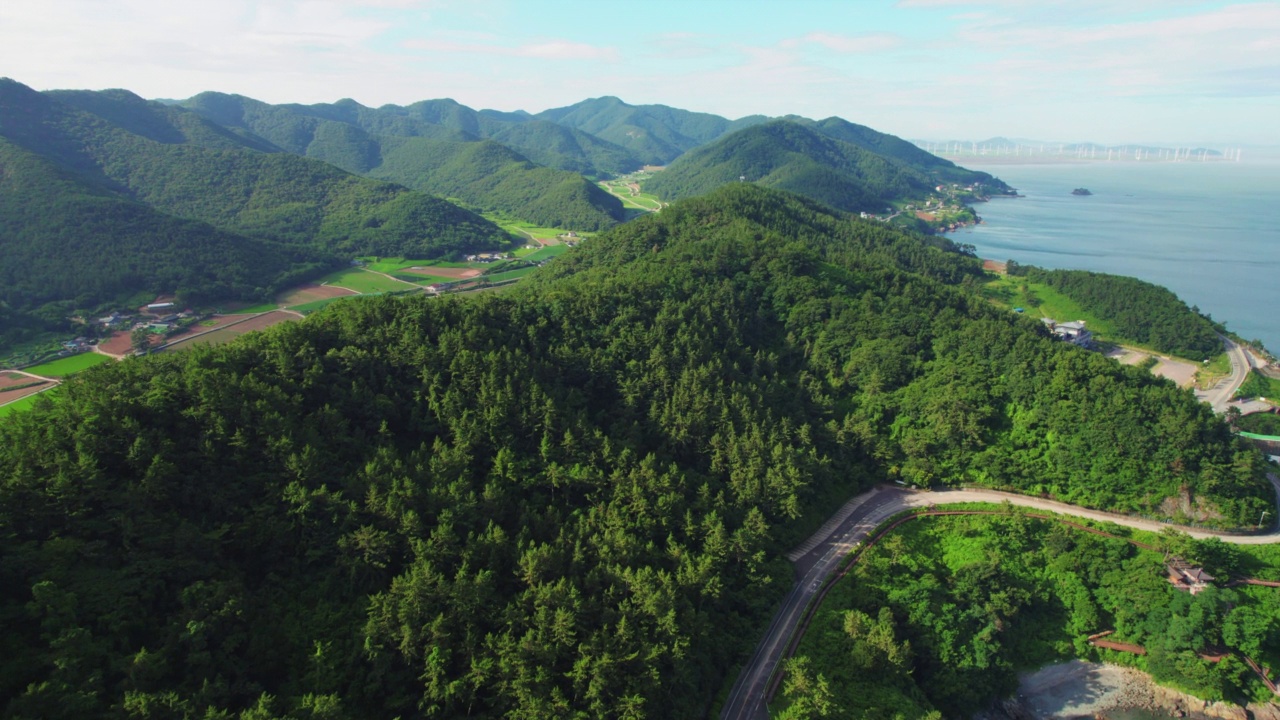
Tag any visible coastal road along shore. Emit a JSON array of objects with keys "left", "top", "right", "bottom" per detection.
[
  {"left": 720, "top": 477, "right": 1280, "bottom": 720},
  {"left": 1198, "top": 335, "right": 1254, "bottom": 413}
]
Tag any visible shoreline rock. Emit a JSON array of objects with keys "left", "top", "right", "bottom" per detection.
[{"left": 975, "top": 660, "right": 1278, "bottom": 720}]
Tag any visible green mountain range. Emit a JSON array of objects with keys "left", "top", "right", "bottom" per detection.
[
  {"left": 1, "top": 184, "right": 1268, "bottom": 719},
  {"left": 0, "top": 78, "right": 507, "bottom": 333},
  {"left": 535, "top": 95, "right": 769, "bottom": 166},
  {"left": 177, "top": 93, "right": 631, "bottom": 227},
  {"left": 645, "top": 120, "right": 1009, "bottom": 214}
]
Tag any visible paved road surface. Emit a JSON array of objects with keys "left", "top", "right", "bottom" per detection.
[
  {"left": 720, "top": 477, "right": 1280, "bottom": 719},
  {"left": 1197, "top": 335, "right": 1254, "bottom": 413}
]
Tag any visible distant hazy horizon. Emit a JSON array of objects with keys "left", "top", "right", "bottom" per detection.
[{"left": 3, "top": 1, "right": 1276, "bottom": 147}]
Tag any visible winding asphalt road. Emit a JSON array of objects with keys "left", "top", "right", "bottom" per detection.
[
  {"left": 719, "top": 477, "right": 1280, "bottom": 720},
  {"left": 1197, "top": 335, "right": 1255, "bottom": 413}
]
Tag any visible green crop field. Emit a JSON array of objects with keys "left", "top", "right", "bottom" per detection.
[
  {"left": 484, "top": 266, "right": 539, "bottom": 283},
  {"left": 316, "top": 268, "right": 417, "bottom": 294},
  {"left": 25, "top": 352, "right": 112, "bottom": 378},
  {"left": 982, "top": 275, "right": 1119, "bottom": 338},
  {"left": 227, "top": 302, "right": 278, "bottom": 314},
  {"left": 0, "top": 392, "right": 44, "bottom": 415},
  {"left": 391, "top": 274, "right": 455, "bottom": 285},
  {"left": 290, "top": 297, "right": 354, "bottom": 315},
  {"left": 522, "top": 245, "right": 571, "bottom": 263}
]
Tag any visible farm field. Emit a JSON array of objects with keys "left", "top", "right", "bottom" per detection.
[
  {"left": 160, "top": 315, "right": 250, "bottom": 346},
  {"left": 163, "top": 311, "right": 299, "bottom": 351},
  {"left": 316, "top": 267, "right": 417, "bottom": 294},
  {"left": 289, "top": 298, "right": 352, "bottom": 315},
  {"left": 0, "top": 381, "right": 54, "bottom": 404},
  {"left": 598, "top": 178, "right": 664, "bottom": 212},
  {"left": 0, "top": 391, "right": 53, "bottom": 418},
  {"left": 522, "top": 245, "right": 570, "bottom": 263},
  {"left": 276, "top": 283, "right": 358, "bottom": 307},
  {"left": 97, "top": 331, "right": 135, "bottom": 356},
  {"left": 0, "top": 372, "right": 40, "bottom": 390},
  {"left": 24, "top": 352, "right": 112, "bottom": 377},
  {"left": 398, "top": 266, "right": 482, "bottom": 280}
]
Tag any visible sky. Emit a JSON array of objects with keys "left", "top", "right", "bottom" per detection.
[{"left": 3, "top": 0, "right": 1278, "bottom": 146}]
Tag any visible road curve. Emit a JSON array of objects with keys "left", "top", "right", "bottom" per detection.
[
  {"left": 1199, "top": 335, "right": 1253, "bottom": 413},
  {"left": 720, "top": 477, "right": 1280, "bottom": 720}
]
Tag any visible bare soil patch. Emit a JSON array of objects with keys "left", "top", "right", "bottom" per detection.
[
  {"left": 163, "top": 311, "right": 298, "bottom": 351},
  {"left": 982, "top": 259, "right": 1008, "bottom": 273},
  {"left": 97, "top": 331, "right": 135, "bottom": 357},
  {"left": 0, "top": 381, "right": 53, "bottom": 403},
  {"left": 915, "top": 211, "right": 937, "bottom": 222},
  {"left": 277, "top": 284, "right": 357, "bottom": 306},
  {"left": 400, "top": 266, "right": 482, "bottom": 280},
  {"left": 0, "top": 372, "right": 36, "bottom": 390},
  {"left": 160, "top": 315, "right": 246, "bottom": 345}
]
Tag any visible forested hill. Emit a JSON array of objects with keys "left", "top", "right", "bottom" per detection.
[
  {"left": 644, "top": 120, "right": 951, "bottom": 214},
  {"left": 787, "top": 115, "right": 1012, "bottom": 189},
  {"left": 534, "top": 95, "right": 769, "bottom": 165},
  {"left": 0, "top": 78, "right": 507, "bottom": 330},
  {"left": 1, "top": 184, "right": 1269, "bottom": 720},
  {"left": 177, "top": 92, "right": 631, "bottom": 227}
]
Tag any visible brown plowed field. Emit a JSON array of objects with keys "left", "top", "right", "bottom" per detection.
[
  {"left": 159, "top": 316, "right": 246, "bottom": 346},
  {"left": 400, "top": 266, "right": 482, "bottom": 279},
  {"left": 1, "top": 372, "right": 32, "bottom": 389},
  {"left": 98, "top": 331, "right": 134, "bottom": 356},
  {"left": 0, "top": 381, "right": 52, "bottom": 402},
  {"left": 277, "top": 284, "right": 357, "bottom": 306},
  {"left": 164, "top": 311, "right": 298, "bottom": 351}
]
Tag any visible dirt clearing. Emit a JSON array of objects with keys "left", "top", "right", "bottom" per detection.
[
  {"left": 277, "top": 284, "right": 358, "bottom": 307},
  {"left": 400, "top": 266, "right": 482, "bottom": 280}
]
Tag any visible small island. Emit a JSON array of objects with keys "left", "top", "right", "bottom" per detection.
[{"left": 1072, "top": 187, "right": 1093, "bottom": 196}]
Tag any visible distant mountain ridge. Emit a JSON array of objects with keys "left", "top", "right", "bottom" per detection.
[
  {"left": 645, "top": 120, "right": 1010, "bottom": 215},
  {"left": 0, "top": 77, "right": 507, "bottom": 334}
]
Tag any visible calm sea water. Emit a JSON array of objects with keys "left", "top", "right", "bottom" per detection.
[{"left": 948, "top": 161, "right": 1280, "bottom": 353}]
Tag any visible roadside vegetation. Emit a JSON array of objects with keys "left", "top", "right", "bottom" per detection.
[{"left": 778, "top": 511, "right": 1280, "bottom": 718}]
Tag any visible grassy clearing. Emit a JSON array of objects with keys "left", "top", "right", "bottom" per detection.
[
  {"left": 316, "top": 267, "right": 416, "bottom": 294},
  {"left": 522, "top": 245, "right": 571, "bottom": 263},
  {"left": 1195, "top": 353, "right": 1232, "bottom": 390},
  {"left": 25, "top": 352, "right": 112, "bottom": 378},
  {"left": 982, "top": 274, "right": 1119, "bottom": 338},
  {"left": 598, "top": 179, "right": 665, "bottom": 212}
]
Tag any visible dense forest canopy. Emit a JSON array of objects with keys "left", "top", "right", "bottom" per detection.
[{"left": 0, "top": 184, "right": 1270, "bottom": 719}]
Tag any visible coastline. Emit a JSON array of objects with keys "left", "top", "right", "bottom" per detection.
[{"left": 980, "top": 660, "right": 1280, "bottom": 720}]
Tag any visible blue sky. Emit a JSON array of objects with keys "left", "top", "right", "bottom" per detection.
[{"left": 3, "top": 0, "right": 1277, "bottom": 146}]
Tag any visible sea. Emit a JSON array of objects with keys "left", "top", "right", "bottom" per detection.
[{"left": 946, "top": 160, "right": 1280, "bottom": 353}]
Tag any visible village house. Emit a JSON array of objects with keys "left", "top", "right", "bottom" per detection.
[
  {"left": 1042, "top": 318, "right": 1094, "bottom": 348},
  {"left": 1166, "top": 560, "right": 1215, "bottom": 595}
]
